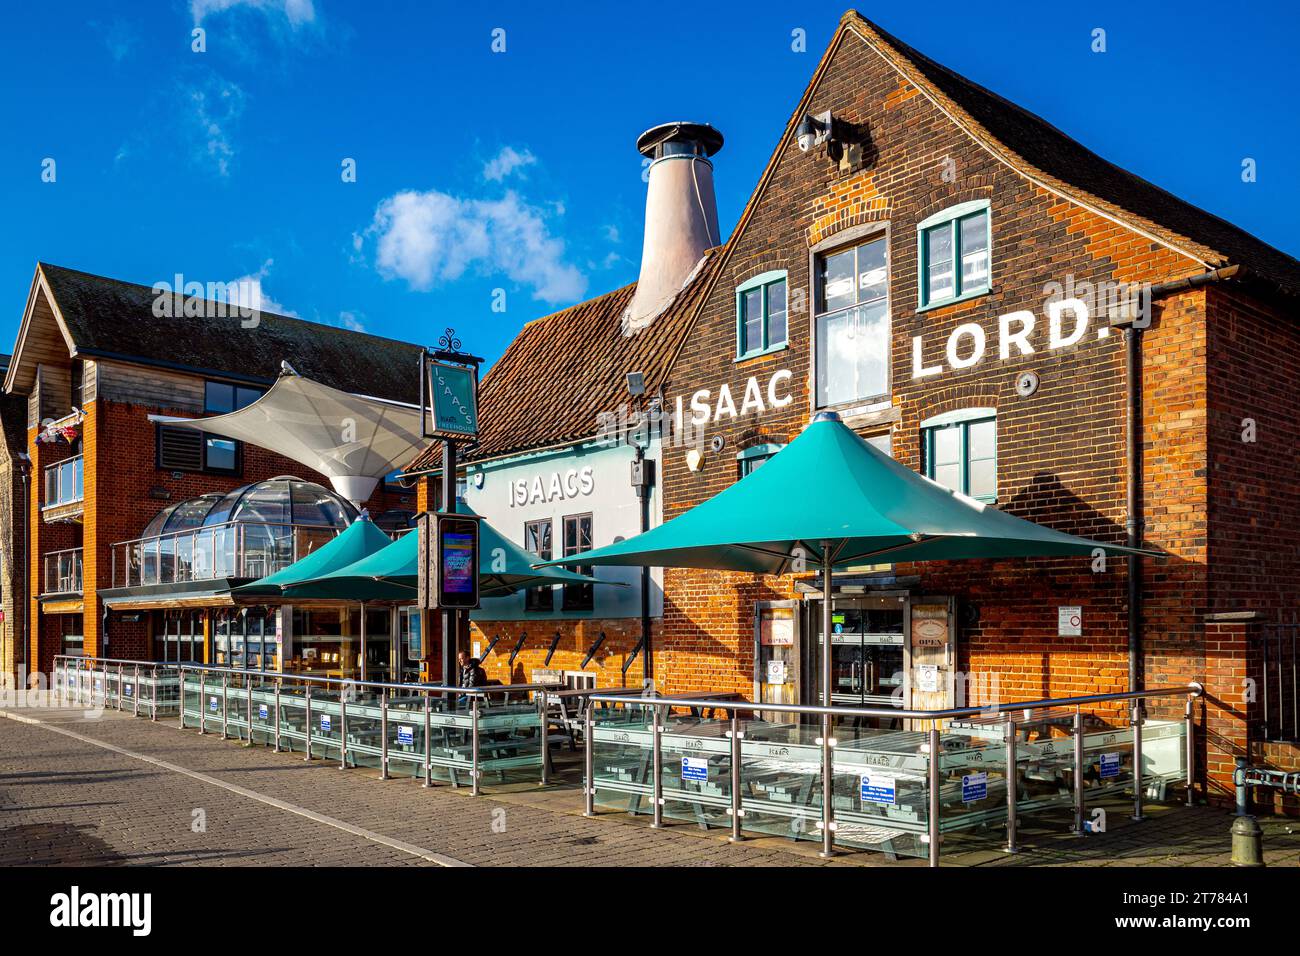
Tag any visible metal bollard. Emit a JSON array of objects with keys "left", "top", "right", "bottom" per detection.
[
  {"left": 1004, "top": 719, "right": 1019, "bottom": 853},
  {"left": 820, "top": 711, "right": 835, "bottom": 858},
  {"left": 927, "top": 726, "right": 941, "bottom": 867},
  {"left": 650, "top": 703, "right": 664, "bottom": 828},
  {"left": 1231, "top": 758, "right": 1265, "bottom": 866},
  {"left": 379, "top": 690, "right": 389, "bottom": 781},
  {"left": 729, "top": 711, "right": 744, "bottom": 843},
  {"left": 1072, "top": 708, "right": 1085, "bottom": 834},
  {"left": 1131, "top": 701, "right": 1145, "bottom": 822},
  {"left": 583, "top": 700, "right": 595, "bottom": 816}
]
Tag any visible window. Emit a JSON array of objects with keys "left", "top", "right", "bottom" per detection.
[
  {"left": 157, "top": 425, "right": 241, "bottom": 474},
  {"left": 561, "top": 513, "right": 594, "bottom": 611},
  {"left": 204, "top": 380, "right": 265, "bottom": 414},
  {"left": 814, "top": 235, "right": 889, "bottom": 408},
  {"left": 737, "top": 443, "right": 784, "bottom": 479},
  {"left": 524, "top": 519, "right": 554, "bottom": 612},
  {"left": 736, "top": 271, "right": 788, "bottom": 358},
  {"left": 921, "top": 409, "right": 997, "bottom": 502},
  {"left": 918, "top": 201, "right": 991, "bottom": 308}
]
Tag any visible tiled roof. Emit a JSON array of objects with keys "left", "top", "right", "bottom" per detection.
[
  {"left": 407, "top": 250, "right": 720, "bottom": 473},
  {"left": 845, "top": 12, "right": 1300, "bottom": 296},
  {"left": 37, "top": 264, "right": 424, "bottom": 403}
]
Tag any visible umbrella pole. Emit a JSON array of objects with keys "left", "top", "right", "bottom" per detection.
[{"left": 820, "top": 542, "right": 835, "bottom": 859}]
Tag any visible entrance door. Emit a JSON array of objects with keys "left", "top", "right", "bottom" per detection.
[{"left": 806, "top": 595, "right": 907, "bottom": 709}]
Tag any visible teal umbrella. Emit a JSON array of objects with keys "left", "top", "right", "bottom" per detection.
[
  {"left": 542, "top": 411, "right": 1156, "bottom": 704},
  {"left": 234, "top": 517, "right": 395, "bottom": 596},
  {"left": 280, "top": 500, "right": 605, "bottom": 601}
]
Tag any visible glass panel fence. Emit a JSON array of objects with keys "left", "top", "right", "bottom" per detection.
[{"left": 590, "top": 701, "right": 656, "bottom": 814}]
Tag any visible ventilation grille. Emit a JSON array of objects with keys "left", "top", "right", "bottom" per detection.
[{"left": 158, "top": 426, "right": 203, "bottom": 471}]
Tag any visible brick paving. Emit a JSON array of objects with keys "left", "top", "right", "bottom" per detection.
[{"left": 1, "top": 705, "right": 1296, "bottom": 867}]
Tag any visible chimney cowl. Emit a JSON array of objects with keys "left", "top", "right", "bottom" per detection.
[{"left": 622, "top": 121, "right": 723, "bottom": 335}]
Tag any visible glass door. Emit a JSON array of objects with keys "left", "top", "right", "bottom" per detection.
[{"left": 808, "top": 596, "right": 907, "bottom": 708}]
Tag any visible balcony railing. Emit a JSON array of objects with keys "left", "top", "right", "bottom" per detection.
[
  {"left": 111, "top": 522, "right": 343, "bottom": 589},
  {"left": 43, "top": 547, "right": 84, "bottom": 595},
  {"left": 43, "top": 455, "right": 84, "bottom": 509}
]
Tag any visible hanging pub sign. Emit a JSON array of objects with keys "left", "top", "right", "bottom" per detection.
[
  {"left": 422, "top": 355, "right": 479, "bottom": 439},
  {"left": 417, "top": 511, "right": 483, "bottom": 610}
]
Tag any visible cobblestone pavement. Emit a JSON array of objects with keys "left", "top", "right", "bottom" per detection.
[{"left": 2, "top": 706, "right": 1296, "bottom": 867}]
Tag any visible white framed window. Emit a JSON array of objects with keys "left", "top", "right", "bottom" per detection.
[
  {"left": 918, "top": 200, "right": 991, "bottom": 309},
  {"left": 813, "top": 234, "right": 889, "bottom": 408}
]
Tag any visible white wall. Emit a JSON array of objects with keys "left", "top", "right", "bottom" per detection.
[{"left": 462, "top": 437, "right": 662, "bottom": 622}]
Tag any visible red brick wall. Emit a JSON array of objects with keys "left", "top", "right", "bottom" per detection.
[
  {"left": 27, "top": 395, "right": 414, "bottom": 673},
  {"left": 659, "top": 27, "right": 1215, "bottom": 709},
  {"left": 468, "top": 617, "right": 654, "bottom": 689}
]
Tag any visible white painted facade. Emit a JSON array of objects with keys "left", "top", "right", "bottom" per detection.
[{"left": 462, "top": 437, "right": 663, "bottom": 622}]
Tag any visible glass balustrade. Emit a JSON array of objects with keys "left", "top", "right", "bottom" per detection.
[{"left": 113, "top": 523, "right": 341, "bottom": 588}]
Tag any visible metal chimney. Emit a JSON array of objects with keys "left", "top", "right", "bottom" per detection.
[{"left": 622, "top": 122, "right": 724, "bottom": 334}]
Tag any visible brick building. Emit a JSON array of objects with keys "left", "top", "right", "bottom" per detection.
[
  {"left": 644, "top": 12, "right": 1299, "bottom": 802},
  {"left": 0, "top": 353, "right": 31, "bottom": 689},
  {"left": 5, "top": 264, "right": 423, "bottom": 683}
]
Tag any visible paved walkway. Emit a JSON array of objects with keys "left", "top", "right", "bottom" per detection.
[{"left": 1, "top": 705, "right": 1295, "bottom": 867}]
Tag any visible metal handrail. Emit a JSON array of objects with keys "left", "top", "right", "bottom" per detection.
[
  {"left": 586, "top": 682, "right": 1203, "bottom": 721},
  {"left": 42, "top": 547, "right": 84, "bottom": 595},
  {"left": 43, "top": 454, "right": 84, "bottom": 508},
  {"left": 584, "top": 682, "right": 1204, "bottom": 866}
]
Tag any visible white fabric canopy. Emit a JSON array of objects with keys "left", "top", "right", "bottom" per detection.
[{"left": 151, "top": 370, "right": 426, "bottom": 504}]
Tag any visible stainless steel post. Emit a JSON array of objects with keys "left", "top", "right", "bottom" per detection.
[
  {"left": 117, "top": 663, "right": 124, "bottom": 712},
  {"left": 1072, "top": 708, "right": 1085, "bottom": 833},
  {"left": 133, "top": 664, "right": 140, "bottom": 717},
  {"left": 650, "top": 703, "right": 664, "bottom": 828},
  {"left": 150, "top": 666, "right": 158, "bottom": 722},
  {"left": 197, "top": 670, "right": 205, "bottom": 734},
  {"left": 583, "top": 699, "right": 595, "bottom": 816},
  {"left": 339, "top": 691, "right": 349, "bottom": 770},
  {"left": 422, "top": 692, "right": 432, "bottom": 788},
  {"left": 470, "top": 694, "right": 481, "bottom": 796},
  {"left": 1004, "top": 718, "right": 1019, "bottom": 853},
  {"left": 539, "top": 690, "right": 550, "bottom": 785},
  {"left": 380, "top": 690, "right": 389, "bottom": 781},
  {"left": 1131, "top": 700, "right": 1145, "bottom": 821},
  {"left": 220, "top": 673, "right": 229, "bottom": 739},
  {"left": 1184, "top": 697, "right": 1195, "bottom": 806},
  {"left": 273, "top": 681, "right": 281, "bottom": 752},
  {"left": 820, "top": 710, "right": 834, "bottom": 858},
  {"left": 729, "top": 711, "right": 743, "bottom": 843},
  {"left": 927, "top": 726, "right": 941, "bottom": 867},
  {"left": 247, "top": 672, "right": 255, "bottom": 745},
  {"left": 304, "top": 686, "right": 313, "bottom": 761}
]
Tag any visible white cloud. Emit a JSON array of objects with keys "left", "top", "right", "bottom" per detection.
[
  {"left": 482, "top": 146, "right": 537, "bottom": 182},
  {"left": 364, "top": 188, "right": 587, "bottom": 304},
  {"left": 186, "top": 77, "right": 245, "bottom": 177},
  {"left": 224, "top": 259, "right": 299, "bottom": 316},
  {"left": 191, "top": 0, "right": 316, "bottom": 28},
  {"left": 337, "top": 310, "right": 366, "bottom": 332}
]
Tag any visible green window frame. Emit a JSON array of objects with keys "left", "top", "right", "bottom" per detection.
[
  {"left": 736, "top": 442, "right": 784, "bottom": 479},
  {"left": 920, "top": 408, "right": 997, "bottom": 503},
  {"left": 735, "top": 270, "right": 789, "bottom": 360},
  {"left": 917, "top": 200, "right": 991, "bottom": 310}
]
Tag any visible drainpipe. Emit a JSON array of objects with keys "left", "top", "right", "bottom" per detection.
[
  {"left": 18, "top": 455, "right": 30, "bottom": 684},
  {"left": 1117, "top": 264, "right": 1241, "bottom": 696}
]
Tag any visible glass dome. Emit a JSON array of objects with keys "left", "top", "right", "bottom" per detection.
[
  {"left": 142, "top": 477, "right": 357, "bottom": 538},
  {"left": 201, "top": 477, "right": 358, "bottom": 529}
]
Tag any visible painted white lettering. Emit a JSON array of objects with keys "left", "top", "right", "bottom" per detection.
[
  {"left": 946, "top": 323, "right": 986, "bottom": 370},
  {"left": 689, "top": 389, "right": 711, "bottom": 426},
  {"left": 767, "top": 369, "right": 793, "bottom": 408},
  {"left": 714, "top": 383, "right": 737, "bottom": 421},
  {"left": 912, "top": 336, "right": 942, "bottom": 379},
  {"left": 1048, "top": 297, "right": 1089, "bottom": 349},
  {"left": 999, "top": 310, "right": 1035, "bottom": 359},
  {"left": 740, "top": 376, "right": 765, "bottom": 415}
]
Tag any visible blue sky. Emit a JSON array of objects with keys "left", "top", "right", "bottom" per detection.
[{"left": 1, "top": 1, "right": 1296, "bottom": 369}]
